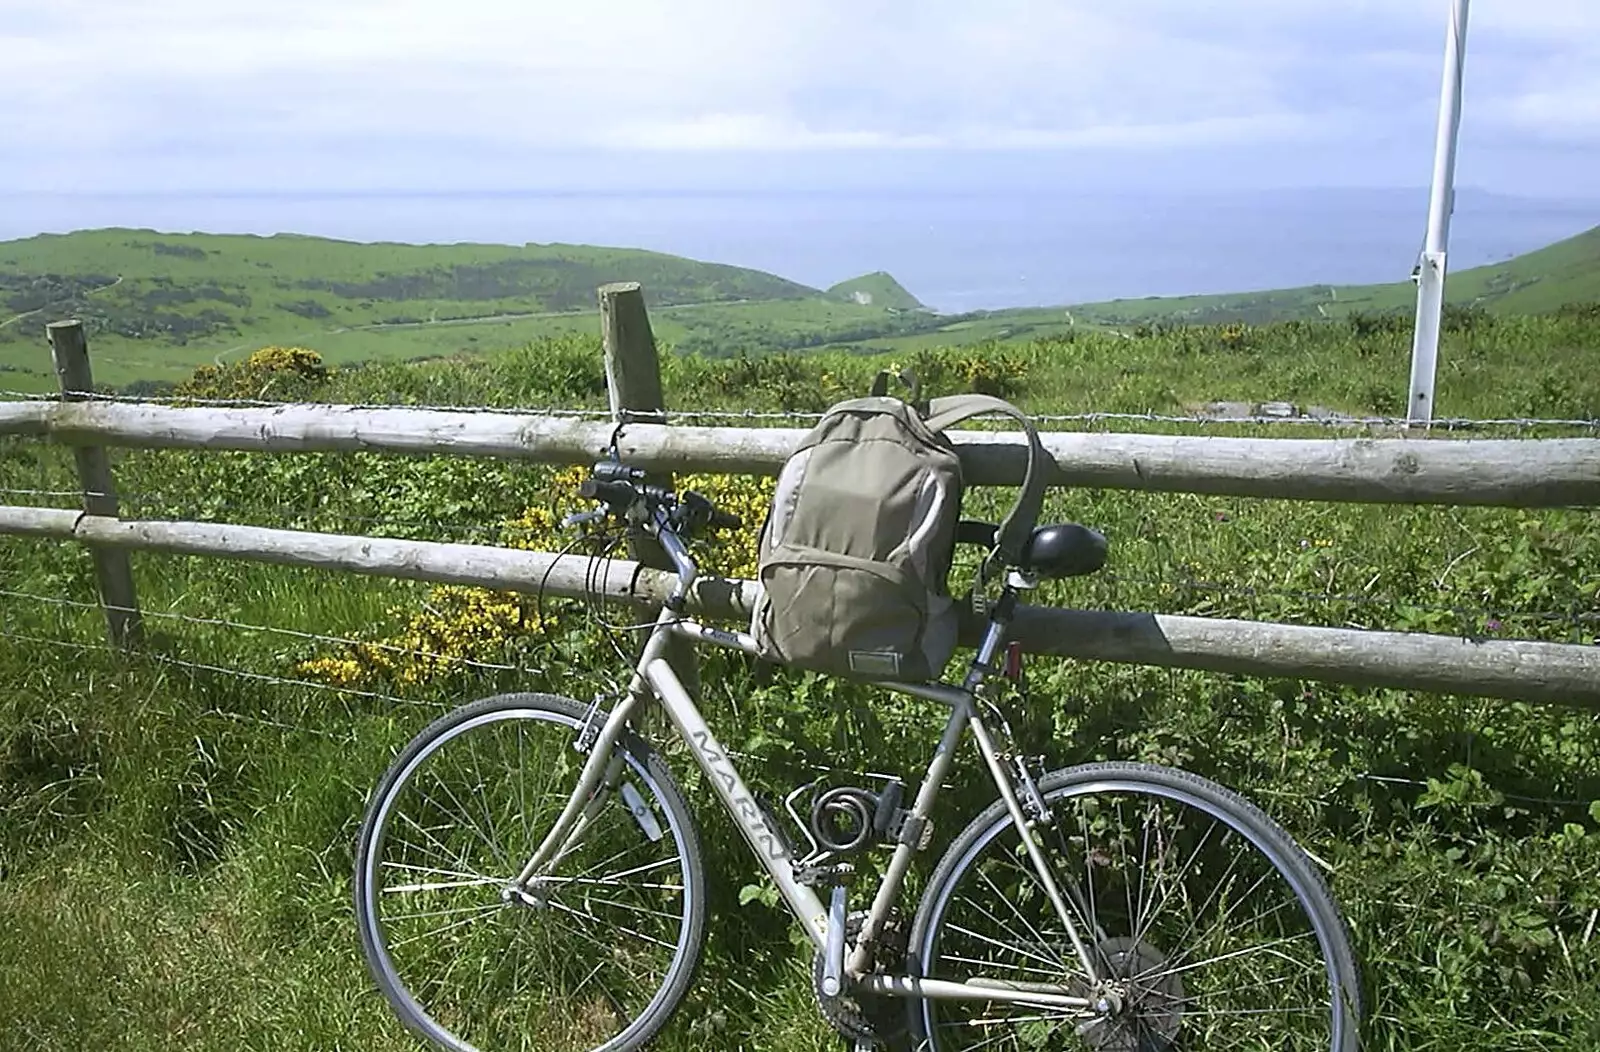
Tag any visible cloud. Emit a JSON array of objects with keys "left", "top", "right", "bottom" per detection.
[{"left": 0, "top": 0, "right": 1595, "bottom": 193}]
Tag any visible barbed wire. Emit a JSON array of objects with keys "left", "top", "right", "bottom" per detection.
[
  {"left": 0, "top": 625, "right": 438, "bottom": 708},
  {"left": 5, "top": 388, "right": 1595, "bottom": 433},
  {"left": 1, "top": 388, "right": 618, "bottom": 417},
  {"left": 0, "top": 485, "right": 108, "bottom": 500},
  {"left": 6, "top": 515, "right": 1592, "bottom": 638},
  {"left": 1097, "top": 571, "right": 1600, "bottom": 630},
  {"left": 117, "top": 499, "right": 520, "bottom": 544},
  {"left": 1352, "top": 773, "right": 1598, "bottom": 810},
  {"left": 0, "top": 587, "right": 536, "bottom": 675}
]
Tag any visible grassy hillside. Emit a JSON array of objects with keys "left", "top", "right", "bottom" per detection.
[
  {"left": 2, "top": 318, "right": 1598, "bottom": 1051},
  {"left": 5, "top": 223, "right": 1599, "bottom": 394},
  {"left": 826, "top": 271, "right": 926, "bottom": 311},
  {"left": 1068, "top": 223, "right": 1600, "bottom": 327},
  {"left": 0, "top": 230, "right": 940, "bottom": 392}
]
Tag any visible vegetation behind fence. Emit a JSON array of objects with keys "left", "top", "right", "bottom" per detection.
[{"left": 1, "top": 299, "right": 1597, "bottom": 1051}]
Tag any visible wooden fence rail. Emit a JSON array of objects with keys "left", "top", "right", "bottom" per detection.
[
  {"left": 2, "top": 291, "right": 1597, "bottom": 710},
  {"left": 3, "top": 506, "right": 1596, "bottom": 711},
  {"left": 1, "top": 399, "right": 1597, "bottom": 508}
]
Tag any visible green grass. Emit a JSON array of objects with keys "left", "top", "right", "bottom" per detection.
[{"left": 2, "top": 312, "right": 1600, "bottom": 1050}]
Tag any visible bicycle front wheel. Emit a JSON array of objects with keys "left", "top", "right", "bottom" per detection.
[
  {"left": 909, "top": 762, "right": 1361, "bottom": 1051},
  {"left": 355, "top": 693, "right": 706, "bottom": 1052}
]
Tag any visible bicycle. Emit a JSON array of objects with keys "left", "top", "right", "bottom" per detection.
[{"left": 354, "top": 459, "right": 1364, "bottom": 1052}]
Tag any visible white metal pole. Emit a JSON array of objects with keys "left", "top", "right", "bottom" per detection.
[{"left": 1406, "top": 0, "right": 1471, "bottom": 426}]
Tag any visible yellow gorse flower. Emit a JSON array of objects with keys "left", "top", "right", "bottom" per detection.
[{"left": 296, "top": 465, "right": 774, "bottom": 688}]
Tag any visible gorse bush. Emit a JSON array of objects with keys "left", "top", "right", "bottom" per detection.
[
  {"left": 294, "top": 466, "right": 777, "bottom": 690},
  {"left": 176, "top": 345, "right": 333, "bottom": 401}
]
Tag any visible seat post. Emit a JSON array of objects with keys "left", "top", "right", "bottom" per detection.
[{"left": 964, "top": 586, "right": 1019, "bottom": 693}]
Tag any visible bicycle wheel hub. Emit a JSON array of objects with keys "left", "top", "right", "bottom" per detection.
[
  {"left": 1080, "top": 936, "right": 1184, "bottom": 1051},
  {"left": 500, "top": 883, "right": 548, "bottom": 909}
]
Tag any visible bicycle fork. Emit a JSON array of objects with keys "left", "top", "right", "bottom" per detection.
[{"left": 510, "top": 612, "right": 676, "bottom": 891}]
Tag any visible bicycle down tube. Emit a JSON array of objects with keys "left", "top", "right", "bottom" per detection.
[
  {"left": 513, "top": 544, "right": 1102, "bottom": 1010},
  {"left": 516, "top": 623, "right": 1099, "bottom": 1006}
]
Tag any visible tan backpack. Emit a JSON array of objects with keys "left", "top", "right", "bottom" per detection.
[{"left": 750, "top": 375, "right": 1047, "bottom": 681}]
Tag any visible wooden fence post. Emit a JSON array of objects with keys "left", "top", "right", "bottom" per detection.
[
  {"left": 598, "top": 283, "right": 699, "bottom": 697},
  {"left": 47, "top": 320, "right": 142, "bottom": 647}
]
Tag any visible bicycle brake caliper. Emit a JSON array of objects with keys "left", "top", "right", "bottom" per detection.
[
  {"left": 574, "top": 691, "right": 621, "bottom": 754},
  {"left": 1014, "top": 755, "right": 1053, "bottom": 828}
]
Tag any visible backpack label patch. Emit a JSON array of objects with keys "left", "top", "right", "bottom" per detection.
[{"left": 847, "top": 649, "right": 903, "bottom": 678}]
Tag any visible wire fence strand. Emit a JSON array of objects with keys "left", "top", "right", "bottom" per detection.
[
  {"left": 0, "top": 626, "right": 439, "bottom": 708},
  {"left": 1097, "top": 572, "right": 1600, "bottom": 631},
  {"left": 0, "top": 587, "right": 537, "bottom": 675}
]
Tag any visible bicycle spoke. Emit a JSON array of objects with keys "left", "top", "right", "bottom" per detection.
[
  {"left": 393, "top": 808, "right": 493, "bottom": 883},
  {"left": 1141, "top": 862, "right": 1290, "bottom": 981},
  {"left": 943, "top": 921, "right": 1070, "bottom": 973},
  {"left": 975, "top": 861, "right": 1070, "bottom": 972},
  {"left": 573, "top": 893, "right": 684, "bottom": 924},
  {"left": 357, "top": 701, "right": 701, "bottom": 1052},
  {"left": 1131, "top": 813, "right": 1224, "bottom": 951},
  {"left": 385, "top": 901, "right": 509, "bottom": 923},
  {"left": 916, "top": 767, "right": 1355, "bottom": 1052},
  {"left": 380, "top": 860, "right": 503, "bottom": 893},
  {"left": 426, "top": 769, "right": 510, "bottom": 870},
  {"left": 1137, "top": 932, "right": 1316, "bottom": 982},
  {"left": 466, "top": 731, "right": 512, "bottom": 871},
  {"left": 937, "top": 952, "right": 1068, "bottom": 980},
  {"left": 545, "top": 895, "right": 680, "bottom": 952},
  {"left": 389, "top": 907, "right": 505, "bottom": 949}
]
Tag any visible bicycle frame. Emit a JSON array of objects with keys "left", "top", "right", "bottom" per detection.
[{"left": 513, "top": 519, "right": 1102, "bottom": 1013}]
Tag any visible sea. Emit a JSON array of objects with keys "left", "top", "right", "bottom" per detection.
[{"left": 4, "top": 187, "right": 1596, "bottom": 313}]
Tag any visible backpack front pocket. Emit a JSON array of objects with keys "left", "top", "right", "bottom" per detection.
[{"left": 758, "top": 548, "right": 928, "bottom": 681}]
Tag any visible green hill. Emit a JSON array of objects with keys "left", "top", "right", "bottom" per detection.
[
  {"left": 1067, "top": 223, "right": 1600, "bottom": 327},
  {"left": 826, "top": 271, "right": 926, "bottom": 311},
  {"left": 0, "top": 230, "right": 935, "bottom": 391},
  {"left": 0, "top": 228, "right": 816, "bottom": 342}
]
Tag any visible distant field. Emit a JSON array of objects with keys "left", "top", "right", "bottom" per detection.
[
  {"left": 0, "top": 229, "right": 943, "bottom": 392},
  {"left": 0, "top": 297, "right": 938, "bottom": 394},
  {"left": 1067, "top": 223, "right": 1600, "bottom": 326},
  {"left": 3, "top": 223, "right": 1597, "bottom": 394}
]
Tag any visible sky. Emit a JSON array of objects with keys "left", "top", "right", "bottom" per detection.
[{"left": 1, "top": 0, "right": 1598, "bottom": 198}]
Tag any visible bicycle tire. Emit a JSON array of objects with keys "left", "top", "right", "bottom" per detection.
[
  {"left": 908, "top": 761, "right": 1362, "bottom": 1051},
  {"left": 355, "top": 692, "right": 706, "bottom": 1052}
]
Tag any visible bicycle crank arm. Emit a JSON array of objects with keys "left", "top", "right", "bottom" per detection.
[{"left": 820, "top": 885, "right": 848, "bottom": 996}]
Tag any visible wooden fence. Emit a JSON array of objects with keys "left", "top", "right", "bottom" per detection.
[{"left": 2, "top": 291, "right": 1598, "bottom": 710}]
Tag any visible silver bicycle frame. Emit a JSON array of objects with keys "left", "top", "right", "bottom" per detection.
[{"left": 512, "top": 517, "right": 1101, "bottom": 1010}]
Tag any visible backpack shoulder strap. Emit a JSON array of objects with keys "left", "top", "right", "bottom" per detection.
[{"left": 923, "top": 394, "right": 1047, "bottom": 567}]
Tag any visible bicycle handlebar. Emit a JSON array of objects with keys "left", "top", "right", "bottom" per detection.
[
  {"left": 578, "top": 477, "right": 643, "bottom": 508},
  {"left": 578, "top": 463, "right": 742, "bottom": 538}
]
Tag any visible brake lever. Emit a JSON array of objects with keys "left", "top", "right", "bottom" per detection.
[{"left": 560, "top": 508, "right": 608, "bottom": 531}]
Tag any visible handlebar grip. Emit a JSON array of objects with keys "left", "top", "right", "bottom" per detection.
[
  {"left": 579, "top": 478, "right": 639, "bottom": 508},
  {"left": 709, "top": 509, "right": 743, "bottom": 531}
]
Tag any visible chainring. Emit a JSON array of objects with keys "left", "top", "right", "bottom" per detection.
[{"left": 813, "top": 909, "right": 911, "bottom": 1047}]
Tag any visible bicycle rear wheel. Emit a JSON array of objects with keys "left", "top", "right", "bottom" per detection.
[
  {"left": 355, "top": 693, "right": 705, "bottom": 1052},
  {"left": 909, "top": 762, "right": 1361, "bottom": 1051}
]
